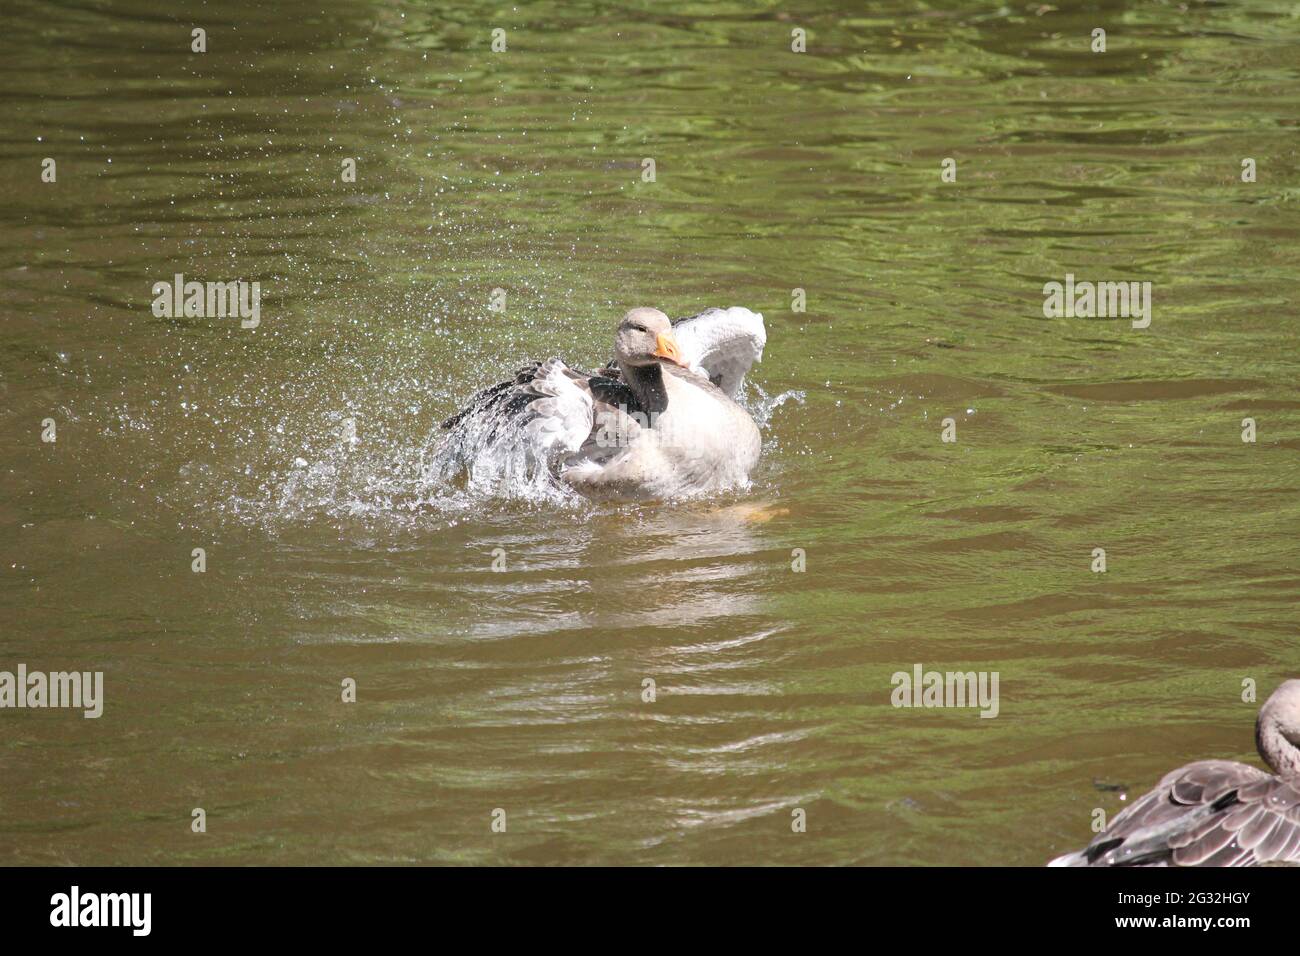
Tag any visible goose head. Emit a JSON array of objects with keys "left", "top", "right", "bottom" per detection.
[
  {"left": 1258, "top": 679, "right": 1300, "bottom": 777},
  {"left": 614, "top": 308, "right": 686, "bottom": 368}
]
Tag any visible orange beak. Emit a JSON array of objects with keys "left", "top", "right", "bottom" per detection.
[{"left": 653, "top": 331, "right": 687, "bottom": 367}]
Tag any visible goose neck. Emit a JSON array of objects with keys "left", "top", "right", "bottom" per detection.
[
  {"left": 1256, "top": 716, "right": 1300, "bottom": 778},
  {"left": 619, "top": 361, "right": 668, "bottom": 414}
]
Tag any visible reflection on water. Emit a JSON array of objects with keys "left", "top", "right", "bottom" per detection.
[{"left": 1, "top": 0, "right": 1298, "bottom": 864}]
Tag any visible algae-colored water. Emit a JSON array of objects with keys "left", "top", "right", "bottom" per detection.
[{"left": 1, "top": 0, "right": 1297, "bottom": 864}]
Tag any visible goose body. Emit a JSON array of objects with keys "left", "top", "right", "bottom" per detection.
[
  {"left": 1049, "top": 680, "right": 1300, "bottom": 867},
  {"left": 437, "top": 307, "right": 766, "bottom": 499}
]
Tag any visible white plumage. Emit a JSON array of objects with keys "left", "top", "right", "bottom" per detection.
[
  {"left": 671, "top": 307, "right": 766, "bottom": 399},
  {"left": 436, "top": 307, "right": 767, "bottom": 499}
]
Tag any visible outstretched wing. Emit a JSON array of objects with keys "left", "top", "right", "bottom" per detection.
[
  {"left": 436, "top": 359, "right": 596, "bottom": 482},
  {"left": 518, "top": 359, "right": 598, "bottom": 458},
  {"left": 437, "top": 358, "right": 656, "bottom": 489},
  {"left": 1049, "top": 760, "right": 1300, "bottom": 867},
  {"left": 670, "top": 307, "right": 766, "bottom": 399}
]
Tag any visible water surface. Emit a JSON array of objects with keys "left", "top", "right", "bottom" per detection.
[{"left": 1, "top": 0, "right": 1298, "bottom": 865}]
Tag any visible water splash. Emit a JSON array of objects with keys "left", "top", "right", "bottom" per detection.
[
  {"left": 747, "top": 383, "right": 806, "bottom": 430},
  {"left": 425, "top": 402, "right": 580, "bottom": 507},
  {"left": 215, "top": 371, "right": 798, "bottom": 533}
]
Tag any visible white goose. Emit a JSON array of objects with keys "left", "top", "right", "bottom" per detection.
[{"left": 438, "top": 307, "right": 766, "bottom": 498}]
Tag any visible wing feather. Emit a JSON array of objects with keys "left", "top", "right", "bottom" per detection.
[
  {"left": 435, "top": 357, "right": 599, "bottom": 488},
  {"left": 670, "top": 306, "right": 766, "bottom": 399},
  {"left": 1050, "top": 760, "right": 1300, "bottom": 867},
  {"left": 520, "top": 358, "right": 595, "bottom": 458}
]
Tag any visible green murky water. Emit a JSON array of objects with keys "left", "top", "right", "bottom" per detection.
[{"left": 1, "top": 0, "right": 1298, "bottom": 864}]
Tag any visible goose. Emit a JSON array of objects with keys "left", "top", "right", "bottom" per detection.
[
  {"left": 1049, "top": 679, "right": 1300, "bottom": 866},
  {"left": 436, "top": 307, "right": 766, "bottom": 498}
]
